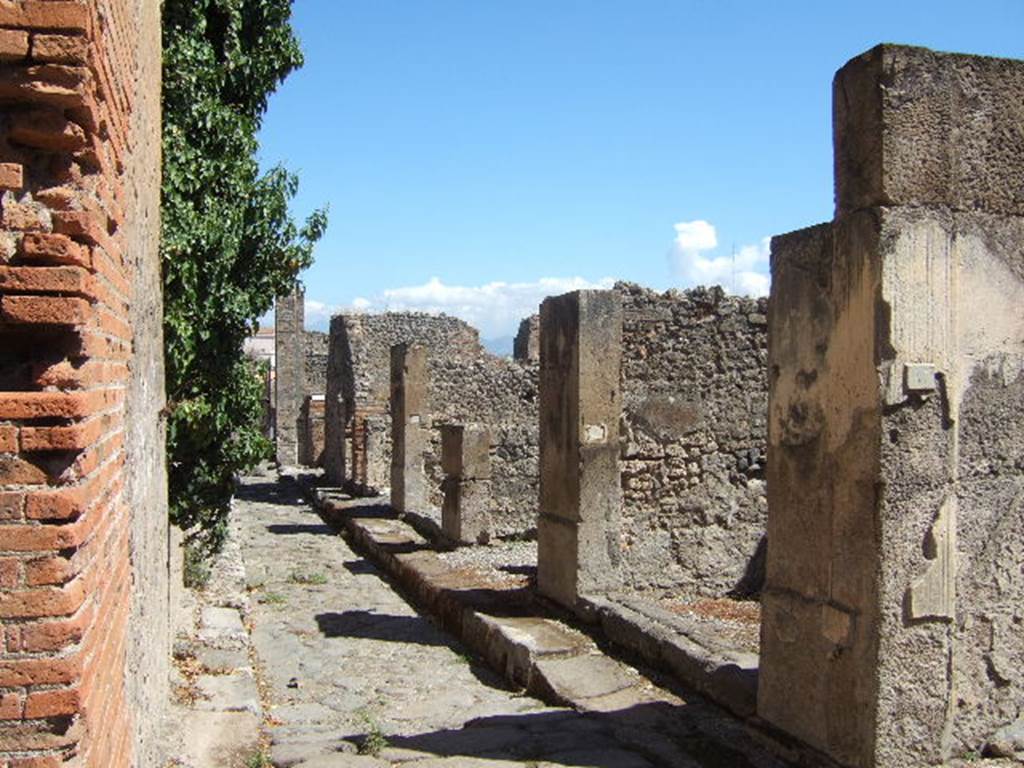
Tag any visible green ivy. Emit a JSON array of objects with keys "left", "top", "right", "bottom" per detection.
[{"left": 161, "top": 0, "right": 327, "bottom": 553}]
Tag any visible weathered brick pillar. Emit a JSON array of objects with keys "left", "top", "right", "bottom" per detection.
[
  {"left": 441, "top": 423, "right": 492, "bottom": 544},
  {"left": 275, "top": 284, "right": 304, "bottom": 466},
  {"left": 389, "top": 344, "right": 429, "bottom": 513},
  {"left": 537, "top": 290, "right": 622, "bottom": 608},
  {"left": 0, "top": 1, "right": 167, "bottom": 766},
  {"left": 760, "top": 44, "right": 1024, "bottom": 767}
]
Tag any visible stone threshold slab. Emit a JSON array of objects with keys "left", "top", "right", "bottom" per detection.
[
  {"left": 311, "top": 489, "right": 652, "bottom": 712},
  {"left": 576, "top": 594, "right": 759, "bottom": 719}
]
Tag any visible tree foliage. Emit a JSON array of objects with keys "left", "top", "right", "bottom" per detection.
[{"left": 161, "top": 0, "right": 326, "bottom": 552}]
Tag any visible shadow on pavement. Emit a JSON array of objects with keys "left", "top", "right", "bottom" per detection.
[
  {"left": 235, "top": 480, "right": 308, "bottom": 506},
  {"left": 315, "top": 610, "right": 449, "bottom": 647},
  {"left": 341, "top": 558, "right": 379, "bottom": 575},
  {"left": 266, "top": 522, "right": 335, "bottom": 536},
  {"left": 344, "top": 704, "right": 767, "bottom": 768}
]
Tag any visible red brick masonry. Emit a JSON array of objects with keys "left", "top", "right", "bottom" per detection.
[{"left": 0, "top": 2, "right": 147, "bottom": 765}]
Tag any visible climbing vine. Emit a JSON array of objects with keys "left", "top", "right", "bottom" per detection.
[{"left": 161, "top": 0, "right": 327, "bottom": 553}]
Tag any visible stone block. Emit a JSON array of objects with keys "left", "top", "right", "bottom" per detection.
[
  {"left": 834, "top": 44, "right": 1024, "bottom": 217},
  {"left": 441, "top": 477, "right": 491, "bottom": 545},
  {"left": 440, "top": 423, "right": 490, "bottom": 480}
]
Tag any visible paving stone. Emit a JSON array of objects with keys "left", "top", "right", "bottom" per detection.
[
  {"left": 269, "top": 738, "right": 356, "bottom": 768},
  {"left": 197, "top": 646, "right": 250, "bottom": 673},
  {"left": 292, "top": 754, "right": 389, "bottom": 767},
  {"left": 195, "top": 670, "right": 260, "bottom": 714},
  {"left": 176, "top": 710, "right": 261, "bottom": 767}
]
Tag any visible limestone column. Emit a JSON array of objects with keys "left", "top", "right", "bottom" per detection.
[
  {"left": 441, "top": 423, "right": 492, "bottom": 544},
  {"left": 537, "top": 290, "right": 623, "bottom": 609},
  {"left": 389, "top": 344, "right": 429, "bottom": 513},
  {"left": 274, "top": 285, "right": 305, "bottom": 466},
  {"left": 760, "top": 45, "right": 1024, "bottom": 768}
]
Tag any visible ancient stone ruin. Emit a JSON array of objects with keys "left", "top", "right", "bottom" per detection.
[
  {"left": 1, "top": 12, "right": 1021, "bottom": 765},
  {"left": 529, "top": 281, "right": 769, "bottom": 605},
  {"left": 389, "top": 336, "right": 539, "bottom": 540},
  {"left": 321, "top": 311, "right": 481, "bottom": 492},
  {"left": 761, "top": 44, "right": 1024, "bottom": 768}
]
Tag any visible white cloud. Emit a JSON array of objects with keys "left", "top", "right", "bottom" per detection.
[
  {"left": 317, "top": 276, "right": 615, "bottom": 338},
  {"left": 668, "top": 220, "right": 770, "bottom": 297},
  {"left": 303, "top": 298, "right": 340, "bottom": 328},
  {"left": 673, "top": 220, "right": 718, "bottom": 253}
]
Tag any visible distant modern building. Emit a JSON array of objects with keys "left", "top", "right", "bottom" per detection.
[{"left": 245, "top": 324, "right": 276, "bottom": 367}]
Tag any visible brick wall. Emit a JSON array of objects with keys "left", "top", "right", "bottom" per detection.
[{"left": 0, "top": 2, "right": 165, "bottom": 766}]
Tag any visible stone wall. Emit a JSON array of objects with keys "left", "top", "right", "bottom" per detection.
[
  {"left": 760, "top": 44, "right": 1024, "bottom": 767},
  {"left": 0, "top": 2, "right": 168, "bottom": 766},
  {"left": 418, "top": 353, "right": 539, "bottom": 538},
  {"left": 295, "top": 331, "right": 327, "bottom": 466},
  {"left": 513, "top": 314, "right": 539, "bottom": 363},
  {"left": 617, "top": 282, "right": 767, "bottom": 597},
  {"left": 323, "top": 312, "right": 481, "bottom": 491},
  {"left": 304, "top": 330, "right": 327, "bottom": 395}
]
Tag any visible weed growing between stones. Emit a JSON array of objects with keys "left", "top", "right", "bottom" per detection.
[
  {"left": 245, "top": 750, "right": 271, "bottom": 768},
  {"left": 183, "top": 545, "right": 211, "bottom": 589},
  {"left": 258, "top": 591, "right": 287, "bottom": 606},
  {"left": 355, "top": 709, "right": 390, "bottom": 756},
  {"left": 289, "top": 570, "right": 328, "bottom": 585}
]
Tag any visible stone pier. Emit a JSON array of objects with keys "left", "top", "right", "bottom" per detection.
[
  {"left": 299, "top": 394, "right": 326, "bottom": 467},
  {"left": 441, "top": 424, "right": 492, "bottom": 544},
  {"left": 537, "top": 290, "right": 623, "bottom": 609},
  {"left": 760, "top": 44, "right": 1024, "bottom": 767},
  {"left": 390, "top": 343, "right": 430, "bottom": 513},
  {"left": 275, "top": 285, "right": 305, "bottom": 466}
]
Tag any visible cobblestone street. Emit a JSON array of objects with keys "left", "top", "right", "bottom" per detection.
[{"left": 217, "top": 472, "right": 785, "bottom": 768}]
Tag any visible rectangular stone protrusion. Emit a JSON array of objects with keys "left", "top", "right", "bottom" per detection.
[
  {"left": 440, "top": 423, "right": 490, "bottom": 480},
  {"left": 834, "top": 44, "right": 1024, "bottom": 217},
  {"left": 389, "top": 343, "right": 429, "bottom": 514},
  {"left": 904, "top": 363, "right": 936, "bottom": 392},
  {"left": 441, "top": 476, "right": 491, "bottom": 545},
  {"left": 440, "top": 423, "right": 492, "bottom": 545},
  {"left": 537, "top": 290, "right": 622, "bottom": 609}
]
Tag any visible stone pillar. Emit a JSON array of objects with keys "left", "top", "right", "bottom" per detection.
[
  {"left": 441, "top": 424, "right": 492, "bottom": 544},
  {"left": 537, "top": 290, "right": 623, "bottom": 609},
  {"left": 390, "top": 344, "right": 430, "bottom": 513},
  {"left": 323, "top": 315, "right": 348, "bottom": 486},
  {"left": 275, "top": 285, "right": 305, "bottom": 466},
  {"left": 760, "top": 45, "right": 1024, "bottom": 768},
  {"left": 299, "top": 395, "right": 326, "bottom": 467}
]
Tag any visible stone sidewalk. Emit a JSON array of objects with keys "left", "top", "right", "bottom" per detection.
[{"left": 226, "top": 471, "right": 794, "bottom": 768}]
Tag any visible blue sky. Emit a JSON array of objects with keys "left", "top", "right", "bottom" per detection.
[{"left": 257, "top": 1, "right": 1024, "bottom": 340}]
